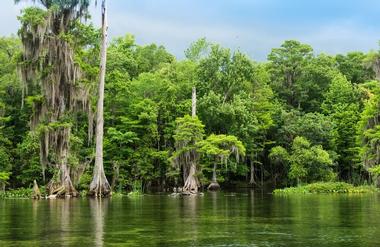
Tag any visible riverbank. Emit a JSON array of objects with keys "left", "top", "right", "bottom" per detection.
[{"left": 273, "top": 182, "right": 378, "bottom": 194}]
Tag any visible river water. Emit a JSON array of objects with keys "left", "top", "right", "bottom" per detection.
[{"left": 1, "top": 191, "right": 380, "bottom": 246}]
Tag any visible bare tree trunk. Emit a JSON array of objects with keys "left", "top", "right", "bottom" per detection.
[
  {"left": 47, "top": 132, "right": 78, "bottom": 198},
  {"left": 249, "top": 159, "right": 255, "bottom": 185},
  {"left": 212, "top": 163, "right": 217, "bottom": 183},
  {"left": 181, "top": 87, "right": 201, "bottom": 195},
  {"left": 32, "top": 180, "right": 41, "bottom": 199},
  {"left": 111, "top": 162, "right": 119, "bottom": 191},
  {"left": 192, "top": 87, "right": 197, "bottom": 118},
  {"left": 208, "top": 163, "right": 220, "bottom": 191},
  {"left": 89, "top": 0, "right": 111, "bottom": 197}
]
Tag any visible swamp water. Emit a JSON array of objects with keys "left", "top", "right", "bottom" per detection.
[{"left": 1, "top": 191, "right": 380, "bottom": 246}]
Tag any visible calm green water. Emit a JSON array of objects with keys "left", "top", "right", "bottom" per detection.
[{"left": 1, "top": 191, "right": 380, "bottom": 246}]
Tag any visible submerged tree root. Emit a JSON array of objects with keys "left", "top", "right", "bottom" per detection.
[
  {"left": 207, "top": 182, "right": 220, "bottom": 191},
  {"left": 88, "top": 183, "right": 111, "bottom": 198}
]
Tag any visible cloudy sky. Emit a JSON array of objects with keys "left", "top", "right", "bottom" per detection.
[{"left": 1, "top": 0, "right": 380, "bottom": 60}]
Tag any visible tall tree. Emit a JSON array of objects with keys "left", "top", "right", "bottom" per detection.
[
  {"left": 171, "top": 115, "right": 204, "bottom": 194},
  {"left": 357, "top": 81, "right": 380, "bottom": 184},
  {"left": 270, "top": 136, "right": 334, "bottom": 186},
  {"left": 322, "top": 72, "right": 360, "bottom": 180},
  {"left": 197, "top": 134, "right": 245, "bottom": 190},
  {"left": 268, "top": 40, "right": 313, "bottom": 108},
  {"left": 16, "top": 0, "right": 92, "bottom": 197},
  {"left": 89, "top": 0, "right": 111, "bottom": 197}
]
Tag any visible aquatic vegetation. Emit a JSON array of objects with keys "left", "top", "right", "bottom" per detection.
[
  {"left": 127, "top": 191, "right": 143, "bottom": 197},
  {"left": 273, "top": 182, "right": 378, "bottom": 194},
  {"left": 0, "top": 188, "right": 33, "bottom": 199}
]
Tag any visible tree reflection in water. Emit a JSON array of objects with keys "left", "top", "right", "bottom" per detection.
[{"left": 90, "top": 198, "right": 109, "bottom": 247}]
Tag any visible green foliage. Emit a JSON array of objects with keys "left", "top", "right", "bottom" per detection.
[
  {"left": 320, "top": 72, "right": 361, "bottom": 179},
  {"left": 357, "top": 81, "right": 380, "bottom": 178},
  {"left": 0, "top": 188, "right": 33, "bottom": 199},
  {"left": 198, "top": 134, "right": 245, "bottom": 159},
  {"left": 197, "top": 45, "right": 254, "bottom": 102},
  {"left": 0, "top": 172, "right": 11, "bottom": 190},
  {"left": 369, "top": 165, "right": 380, "bottom": 176},
  {"left": 276, "top": 110, "right": 336, "bottom": 150},
  {"left": 170, "top": 115, "right": 205, "bottom": 183},
  {"left": 336, "top": 52, "right": 374, "bottom": 84},
  {"left": 270, "top": 136, "right": 334, "bottom": 185},
  {"left": 197, "top": 134, "right": 245, "bottom": 182},
  {"left": 17, "top": 7, "right": 47, "bottom": 28},
  {"left": 269, "top": 146, "right": 289, "bottom": 166},
  {"left": 126, "top": 180, "right": 143, "bottom": 197},
  {"left": 78, "top": 172, "right": 92, "bottom": 191},
  {"left": 172, "top": 115, "right": 205, "bottom": 156},
  {"left": 185, "top": 38, "right": 210, "bottom": 62},
  {"left": 2, "top": 2, "right": 380, "bottom": 192},
  {"left": 274, "top": 182, "right": 378, "bottom": 194},
  {"left": 268, "top": 40, "right": 313, "bottom": 108}
]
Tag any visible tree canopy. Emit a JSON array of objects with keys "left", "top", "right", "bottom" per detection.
[{"left": 2, "top": 3, "right": 380, "bottom": 192}]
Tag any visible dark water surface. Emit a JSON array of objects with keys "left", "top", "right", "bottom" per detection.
[{"left": 1, "top": 191, "right": 380, "bottom": 246}]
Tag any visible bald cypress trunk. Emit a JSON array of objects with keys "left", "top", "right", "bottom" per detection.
[
  {"left": 89, "top": 0, "right": 111, "bottom": 197},
  {"left": 208, "top": 163, "right": 220, "bottom": 191},
  {"left": 192, "top": 87, "right": 197, "bottom": 118},
  {"left": 18, "top": 2, "right": 92, "bottom": 197},
  {"left": 181, "top": 87, "right": 200, "bottom": 194}
]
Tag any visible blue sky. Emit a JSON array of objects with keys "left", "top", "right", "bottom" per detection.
[{"left": 1, "top": 0, "right": 380, "bottom": 60}]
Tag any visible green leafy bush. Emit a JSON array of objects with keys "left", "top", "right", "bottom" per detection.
[
  {"left": 78, "top": 173, "right": 92, "bottom": 191},
  {"left": 0, "top": 188, "right": 33, "bottom": 199}
]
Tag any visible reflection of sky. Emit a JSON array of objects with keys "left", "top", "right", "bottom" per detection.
[{"left": 2, "top": 0, "right": 380, "bottom": 60}]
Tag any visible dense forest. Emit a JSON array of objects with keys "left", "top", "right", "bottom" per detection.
[{"left": 2, "top": 0, "right": 380, "bottom": 196}]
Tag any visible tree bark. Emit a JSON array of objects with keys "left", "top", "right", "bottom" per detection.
[
  {"left": 89, "top": 0, "right": 111, "bottom": 197},
  {"left": 249, "top": 159, "right": 255, "bottom": 185},
  {"left": 208, "top": 163, "right": 220, "bottom": 191},
  {"left": 111, "top": 162, "right": 119, "bottom": 191},
  {"left": 47, "top": 140, "right": 78, "bottom": 198},
  {"left": 181, "top": 87, "right": 201, "bottom": 194},
  {"left": 212, "top": 163, "right": 217, "bottom": 183},
  {"left": 183, "top": 163, "right": 200, "bottom": 194},
  {"left": 192, "top": 87, "right": 197, "bottom": 118},
  {"left": 32, "top": 180, "right": 41, "bottom": 199}
]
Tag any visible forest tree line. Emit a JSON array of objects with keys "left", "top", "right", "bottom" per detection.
[{"left": 2, "top": 1, "right": 380, "bottom": 194}]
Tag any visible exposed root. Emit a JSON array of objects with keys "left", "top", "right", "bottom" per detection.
[
  {"left": 88, "top": 164, "right": 111, "bottom": 198},
  {"left": 88, "top": 181, "right": 111, "bottom": 198},
  {"left": 47, "top": 165, "right": 78, "bottom": 198},
  {"left": 182, "top": 163, "right": 200, "bottom": 194}
]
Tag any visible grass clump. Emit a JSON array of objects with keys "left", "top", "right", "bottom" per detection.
[{"left": 273, "top": 182, "right": 378, "bottom": 194}]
